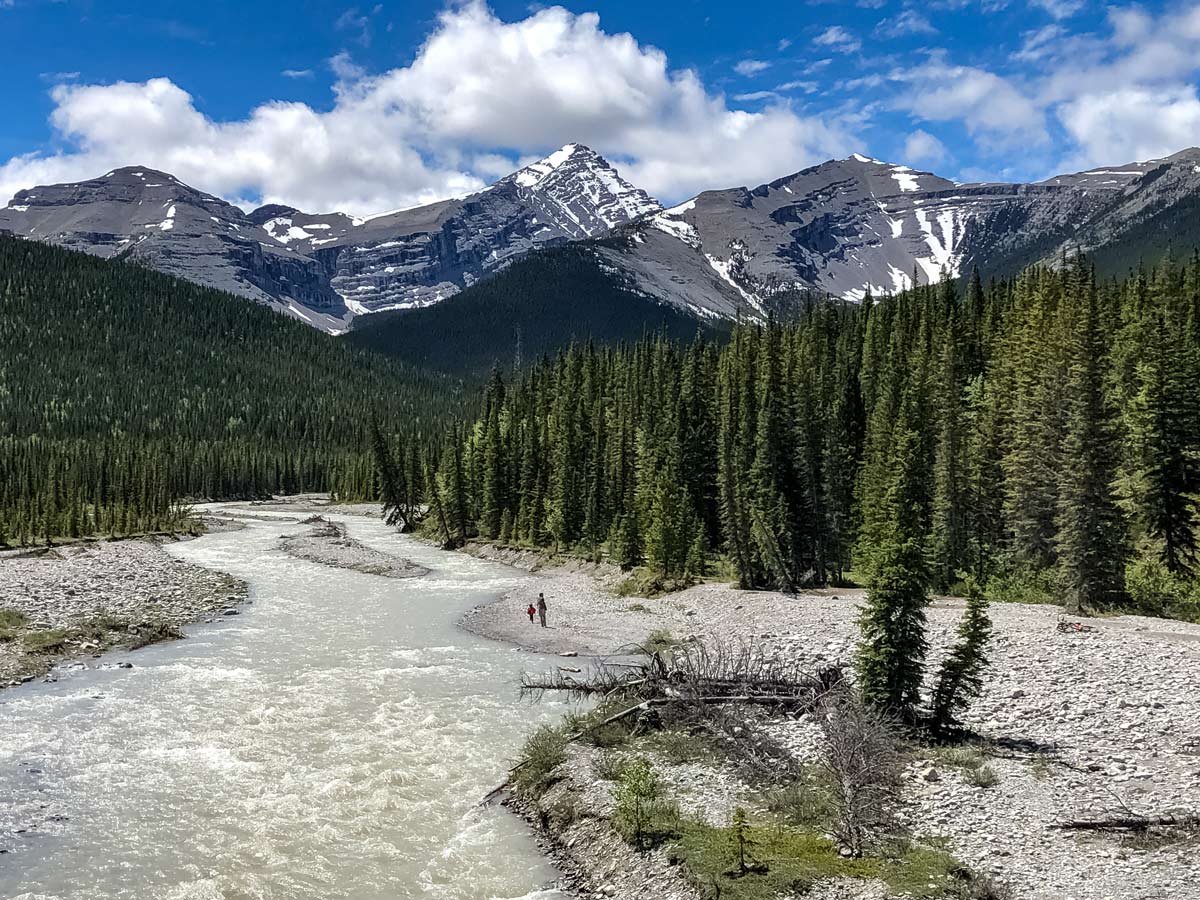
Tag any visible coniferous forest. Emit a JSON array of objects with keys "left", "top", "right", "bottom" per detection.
[
  {"left": 0, "top": 234, "right": 456, "bottom": 545},
  {"left": 411, "top": 256, "right": 1200, "bottom": 626}
]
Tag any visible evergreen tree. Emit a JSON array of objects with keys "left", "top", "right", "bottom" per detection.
[
  {"left": 929, "top": 576, "right": 992, "bottom": 732},
  {"left": 1056, "top": 267, "right": 1127, "bottom": 612}
]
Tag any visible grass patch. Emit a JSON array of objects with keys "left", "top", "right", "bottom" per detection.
[
  {"left": 0, "top": 608, "right": 30, "bottom": 641},
  {"left": 21, "top": 628, "right": 73, "bottom": 653},
  {"left": 964, "top": 764, "right": 999, "bottom": 788},
  {"left": 928, "top": 745, "right": 999, "bottom": 789},
  {"left": 626, "top": 602, "right": 650, "bottom": 613},
  {"left": 513, "top": 724, "right": 570, "bottom": 799},
  {"left": 764, "top": 768, "right": 836, "bottom": 830},
  {"left": 642, "top": 729, "right": 722, "bottom": 765},
  {"left": 670, "top": 822, "right": 880, "bottom": 899},
  {"left": 671, "top": 820, "right": 1007, "bottom": 900}
]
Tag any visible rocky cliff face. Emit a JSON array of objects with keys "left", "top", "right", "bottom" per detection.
[
  {"left": 3, "top": 145, "right": 1199, "bottom": 331},
  {"left": 0, "top": 145, "right": 659, "bottom": 332},
  {"left": 597, "top": 151, "right": 1196, "bottom": 319}
]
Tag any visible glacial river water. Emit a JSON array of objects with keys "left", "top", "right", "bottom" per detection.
[{"left": 0, "top": 510, "right": 573, "bottom": 900}]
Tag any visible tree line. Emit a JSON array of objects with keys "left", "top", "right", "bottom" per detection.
[
  {"left": 0, "top": 234, "right": 459, "bottom": 545},
  {"left": 408, "top": 256, "right": 1200, "bottom": 624}
]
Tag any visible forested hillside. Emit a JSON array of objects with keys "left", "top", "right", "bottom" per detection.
[
  {"left": 0, "top": 235, "right": 459, "bottom": 545},
  {"left": 413, "top": 258, "right": 1200, "bottom": 622},
  {"left": 346, "top": 244, "right": 722, "bottom": 377}
]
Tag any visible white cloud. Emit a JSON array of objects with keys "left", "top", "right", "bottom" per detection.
[
  {"left": 734, "top": 59, "right": 770, "bottom": 76},
  {"left": 813, "top": 26, "right": 861, "bottom": 54},
  {"left": 281, "top": 68, "right": 314, "bottom": 79},
  {"left": 892, "top": 57, "right": 1047, "bottom": 146},
  {"left": 875, "top": 10, "right": 937, "bottom": 38},
  {"left": 903, "top": 129, "right": 948, "bottom": 165},
  {"left": 733, "top": 90, "right": 779, "bottom": 102},
  {"left": 1013, "top": 24, "right": 1065, "bottom": 62},
  {"left": 1058, "top": 85, "right": 1200, "bottom": 167},
  {"left": 1029, "top": 0, "right": 1084, "bottom": 19},
  {"left": 0, "top": 2, "right": 856, "bottom": 211}
]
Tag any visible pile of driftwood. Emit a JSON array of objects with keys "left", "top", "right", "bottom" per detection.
[{"left": 521, "top": 638, "right": 845, "bottom": 740}]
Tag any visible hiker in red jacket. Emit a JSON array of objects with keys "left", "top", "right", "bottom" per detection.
[{"left": 526, "top": 602, "right": 536, "bottom": 623}]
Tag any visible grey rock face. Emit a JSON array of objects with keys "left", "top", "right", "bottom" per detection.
[
  {"left": 0, "top": 145, "right": 659, "bottom": 332},
  {"left": 4, "top": 145, "right": 1199, "bottom": 331},
  {"left": 0, "top": 167, "right": 351, "bottom": 331},
  {"left": 601, "top": 151, "right": 1200, "bottom": 319}
]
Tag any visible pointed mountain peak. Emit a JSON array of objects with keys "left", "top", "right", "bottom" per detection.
[
  {"left": 507, "top": 142, "right": 608, "bottom": 189},
  {"left": 846, "top": 152, "right": 889, "bottom": 166}
]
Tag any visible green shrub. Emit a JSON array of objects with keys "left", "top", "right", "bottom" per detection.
[
  {"left": 0, "top": 608, "right": 29, "bottom": 641},
  {"left": 563, "top": 701, "right": 634, "bottom": 749},
  {"left": 1125, "top": 553, "right": 1200, "bottom": 622},
  {"left": 964, "top": 764, "right": 999, "bottom": 788},
  {"left": 612, "top": 756, "right": 682, "bottom": 851},
  {"left": 984, "top": 564, "right": 1058, "bottom": 606},
  {"left": 595, "top": 751, "right": 628, "bottom": 781},
  {"left": 644, "top": 627, "right": 679, "bottom": 655},
  {"left": 513, "top": 725, "right": 569, "bottom": 798}
]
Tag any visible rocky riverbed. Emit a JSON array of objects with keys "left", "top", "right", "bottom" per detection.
[
  {"left": 0, "top": 539, "right": 246, "bottom": 686},
  {"left": 463, "top": 555, "right": 1200, "bottom": 900},
  {"left": 278, "top": 517, "right": 429, "bottom": 578}
]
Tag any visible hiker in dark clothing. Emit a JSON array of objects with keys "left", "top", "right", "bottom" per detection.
[{"left": 537, "top": 593, "right": 547, "bottom": 628}]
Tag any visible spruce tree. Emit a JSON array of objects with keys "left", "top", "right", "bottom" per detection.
[
  {"left": 929, "top": 576, "right": 992, "bottom": 733},
  {"left": 1056, "top": 267, "right": 1126, "bottom": 612},
  {"left": 856, "top": 402, "right": 931, "bottom": 720}
]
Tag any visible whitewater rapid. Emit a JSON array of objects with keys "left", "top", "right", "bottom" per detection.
[{"left": 0, "top": 510, "right": 573, "bottom": 899}]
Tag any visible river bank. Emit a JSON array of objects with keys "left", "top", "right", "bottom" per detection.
[
  {"left": 0, "top": 537, "right": 247, "bottom": 687},
  {"left": 459, "top": 543, "right": 1200, "bottom": 900}
]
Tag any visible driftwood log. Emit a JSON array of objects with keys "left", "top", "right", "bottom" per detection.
[{"left": 1053, "top": 813, "right": 1200, "bottom": 832}]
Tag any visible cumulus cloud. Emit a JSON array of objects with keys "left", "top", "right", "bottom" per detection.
[
  {"left": 0, "top": 1, "right": 855, "bottom": 211},
  {"left": 1058, "top": 86, "right": 1200, "bottom": 166},
  {"left": 904, "top": 129, "right": 949, "bottom": 164},
  {"left": 891, "top": 57, "right": 1047, "bottom": 146}
]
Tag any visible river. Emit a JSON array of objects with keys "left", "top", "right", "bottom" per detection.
[{"left": 0, "top": 510, "right": 573, "bottom": 900}]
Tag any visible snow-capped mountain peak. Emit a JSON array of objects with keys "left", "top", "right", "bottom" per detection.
[{"left": 501, "top": 142, "right": 661, "bottom": 238}]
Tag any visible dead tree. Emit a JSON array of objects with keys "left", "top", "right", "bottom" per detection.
[{"left": 817, "top": 686, "right": 906, "bottom": 858}]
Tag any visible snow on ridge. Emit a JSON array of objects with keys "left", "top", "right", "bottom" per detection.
[
  {"left": 513, "top": 143, "right": 587, "bottom": 189},
  {"left": 705, "top": 253, "right": 761, "bottom": 310},
  {"left": 851, "top": 153, "right": 886, "bottom": 165},
  {"left": 890, "top": 166, "right": 921, "bottom": 193}
]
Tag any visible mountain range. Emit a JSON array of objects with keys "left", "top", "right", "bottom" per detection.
[{"left": 4, "top": 143, "right": 1200, "bottom": 333}]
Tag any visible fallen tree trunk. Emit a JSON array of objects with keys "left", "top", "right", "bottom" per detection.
[{"left": 1053, "top": 813, "right": 1200, "bottom": 832}]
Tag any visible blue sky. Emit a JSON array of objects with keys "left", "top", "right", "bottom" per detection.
[{"left": 3, "top": 0, "right": 1200, "bottom": 212}]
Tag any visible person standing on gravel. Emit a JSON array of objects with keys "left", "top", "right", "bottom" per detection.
[{"left": 537, "top": 593, "right": 548, "bottom": 628}]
